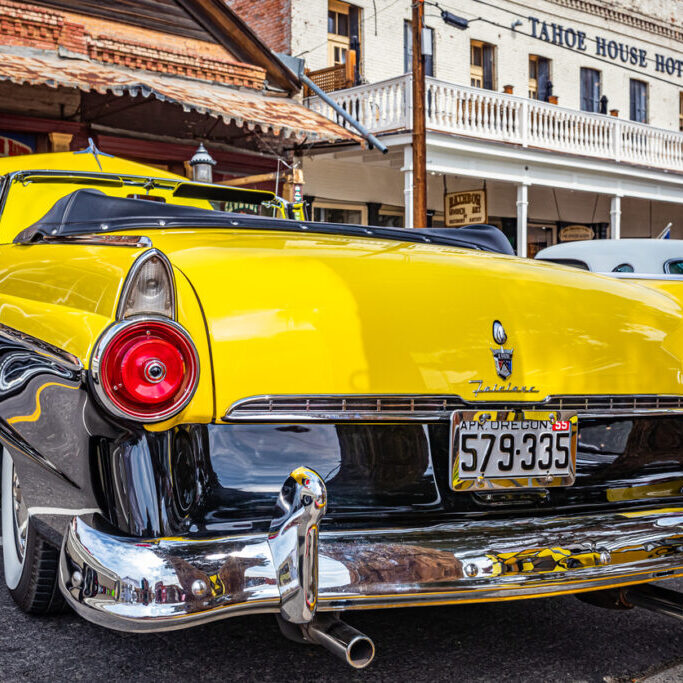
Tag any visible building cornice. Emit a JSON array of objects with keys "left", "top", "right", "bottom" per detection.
[
  {"left": 0, "top": 0, "right": 266, "bottom": 90},
  {"left": 544, "top": 0, "right": 683, "bottom": 43}
]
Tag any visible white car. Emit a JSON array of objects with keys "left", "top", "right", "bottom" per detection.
[{"left": 535, "top": 239, "right": 683, "bottom": 275}]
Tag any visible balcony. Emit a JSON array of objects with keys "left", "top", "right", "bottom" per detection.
[
  {"left": 303, "top": 52, "right": 358, "bottom": 96},
  {"left": 306, "top": 74, "right": 683, "bottom": 173}
]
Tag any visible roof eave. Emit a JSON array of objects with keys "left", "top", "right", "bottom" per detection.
[{"left": 173, "top": 0, "right": 300, "bottom": 94}]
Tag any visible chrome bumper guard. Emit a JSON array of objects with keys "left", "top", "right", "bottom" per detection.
[{"left": 59, "top": 467, "right": 683, "bottom": 633}]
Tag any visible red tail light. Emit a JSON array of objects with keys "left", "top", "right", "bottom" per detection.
[{"left": 92, "top": 319, "right": 199, "bottom": 421}]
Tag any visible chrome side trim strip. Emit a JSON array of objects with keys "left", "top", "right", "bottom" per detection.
[
  {"left": 223, "top": 394, "right": 683, "bottom": 422},
  {"left": 59, "top": 505, "right": 683, "bottom": 633},
  {"left": 39, "top": 235, "right": 152, "bottom": 248}
]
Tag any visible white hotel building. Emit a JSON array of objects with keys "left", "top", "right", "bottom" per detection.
[{"left": 283, "top": 0, "right": 683, "bottom": 255}]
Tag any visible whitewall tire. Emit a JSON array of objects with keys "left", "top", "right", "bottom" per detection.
[
  {"left": 1, "top": 450, "right": 24, "bottom": 590},
  {"left": 1, "top": 450, "right": 65, "bottom": 613}
]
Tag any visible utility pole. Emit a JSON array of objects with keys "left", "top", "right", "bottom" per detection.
[{"left": 411, "top": 0, "right": 426, "bottom": 228}]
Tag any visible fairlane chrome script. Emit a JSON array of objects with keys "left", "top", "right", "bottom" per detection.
[{"left": 469, "top": 379, "right": 540, "bottom": 397}]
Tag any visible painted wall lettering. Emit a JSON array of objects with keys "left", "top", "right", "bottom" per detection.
[{"left": 528, "top": 15, "right": 681, "bottom": 82}]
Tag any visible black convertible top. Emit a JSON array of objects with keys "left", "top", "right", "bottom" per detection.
[{"left": 15, "top": 189, "right": 514, "bottom": 255}]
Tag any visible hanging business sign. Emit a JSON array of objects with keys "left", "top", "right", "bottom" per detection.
[
  {"left": 528, "top": 16, "right": 683, "bottom": 82},
  {"left": 444, "top": 190, "right": 487, "bottom": 227},
  {"left": 560, "top": 224, "right": 595, "bottom": 242}
]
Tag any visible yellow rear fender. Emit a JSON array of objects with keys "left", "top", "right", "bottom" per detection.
[{"left": 0, "top": 242, "right": 214, "bottom": 427}]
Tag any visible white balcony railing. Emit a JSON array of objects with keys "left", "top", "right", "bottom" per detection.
[{"left": 306, "top": 74, "right": 683, "bottom": 173}]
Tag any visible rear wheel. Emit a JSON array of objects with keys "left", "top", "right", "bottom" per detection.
[{"left": 1, "top": 451, "right": 65, "bottom": 613}]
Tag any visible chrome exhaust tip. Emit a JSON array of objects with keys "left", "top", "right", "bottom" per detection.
[
  {"left": 278, "top": 613, "right": 376, "bottom": 669},
  {"left": 304, "top": 614, "right": 376, "bottom": 669},
  {"left": 621, "top": 583, "right": 683, "bottom": 622}
]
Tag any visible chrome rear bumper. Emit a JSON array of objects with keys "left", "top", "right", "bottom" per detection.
[{"left": 58, "top": 469, "right": 683, "bottom": 632}]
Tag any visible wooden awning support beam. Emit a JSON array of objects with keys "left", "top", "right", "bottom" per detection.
[{"left": 218, "top": 171, "right": 277, "bottom": 187}]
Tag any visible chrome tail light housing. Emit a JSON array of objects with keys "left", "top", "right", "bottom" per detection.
[
  {"left": 90, "top": 317, "right": 199, "bottom": 422},
  {"left": 91, "top": 248, "right": 199, "bottom": 422}
]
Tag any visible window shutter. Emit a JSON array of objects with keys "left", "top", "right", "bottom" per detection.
[
  {"left": 349, "top": 6, "right": 361, "bottom": 84},
  {"left": 629, "top": 81, "right": 647, "bottom": 123},
  {"left": 592, "top": 72, "right": 600, "bottom": 112},
  {"left": 629, "top": 80, "right": 637, "bottom": 121},
  {"left": 580, "top": 68, "right": 600, "bottom": 112},
  {"left": 424, "top": 28, "right": 434, "bottom": 77},
  {"left": 482, "top": 44, "right": 494, "bottom": 90},
  {"left": 538, "top": 58, "right": 550, "bottom": 101},
  {"left": 404, "top": 21, "right": 412, "bottom": 73}
]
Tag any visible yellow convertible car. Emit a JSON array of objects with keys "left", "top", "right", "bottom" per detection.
[{"left": 2, "top": 147, "right": 683, "bottom": 668}]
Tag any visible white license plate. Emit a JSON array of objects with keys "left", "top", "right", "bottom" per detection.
[{"left": 449, "top": 411, "right": 578, "bottom": 491}]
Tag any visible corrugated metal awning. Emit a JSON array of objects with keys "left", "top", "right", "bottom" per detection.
[{"left": 0, "top": 48, "right": 358, "bottom": 144}]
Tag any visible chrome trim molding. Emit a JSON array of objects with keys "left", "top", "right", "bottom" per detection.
[
  {"left": 116, "top": 248, "right": 176, "bottom": 321},
  {"left": 607, "top": 272, "right": 683, "bottom": 281},
  {"left": 89, "top": 315, "right": 199, "bottom": 423},
  {"left": 59, "top": 500, "right": 683, "bottom": 633},
  {"left": 40, "top": 235, "right": 152, "bottom": 248},
  {"left": 223, "top": 394, "right": 683, "bottom": 422}
]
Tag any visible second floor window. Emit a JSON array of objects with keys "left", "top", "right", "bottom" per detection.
[
  {"left": 580, "top": 67, "right": 601, "bottom": 113},
  {"left": 529, "top": 55, "right": 551, "bottom": 101},
  {"left": 328, "top": 1, "right": 350, "bottom": 65},
  {"left": 404, "top": 21, "right": 434, "bottom": 77},
  {"left": 629, "top": 80, "right": 648, "bottom": 123},
  {"left": 680, "top": 93, "right": 683, "bottom": 132},
  {"left": 470, "top": 40, "right": 495, "bottom": 90}
]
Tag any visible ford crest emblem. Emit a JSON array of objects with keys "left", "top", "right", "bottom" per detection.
[{"left": 491, "top": 321, "right": 513, "bottom": 379}]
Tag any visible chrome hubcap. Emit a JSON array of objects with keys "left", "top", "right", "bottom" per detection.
[{"left": 11, "top": 465, "right": 28, "bottom": 561}]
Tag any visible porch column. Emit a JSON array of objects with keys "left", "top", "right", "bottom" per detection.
[
  {"left": 610, "top": 195, "right": 622, "bottom": 239},
  {"left": 516, "top": 184, "right": 529, "bottom": 257},
  {"left": 403, "top": 144, "right": 413, "bottom": 228}
]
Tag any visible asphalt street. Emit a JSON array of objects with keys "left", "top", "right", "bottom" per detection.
[{"left": 0, "top": 536, "right": 681, "bottom": 683}]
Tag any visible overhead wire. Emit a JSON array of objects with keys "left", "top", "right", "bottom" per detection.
[{"left": 435, "top": 0, "right": 680, "bottom": 73}]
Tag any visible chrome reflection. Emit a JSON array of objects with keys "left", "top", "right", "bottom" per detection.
[
  {"left": 268, "top": 467, "right": 327, "bottom": 623},
  {"left": 59, "top": 504, "right": 683, "bottom": 633},
  {"left": 0, "top": 351, "right": 72, "bottom": 393}
]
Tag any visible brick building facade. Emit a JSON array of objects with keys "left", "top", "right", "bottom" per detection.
[{"left": 227, "top": 0, "right": 292, "bottom": 55}]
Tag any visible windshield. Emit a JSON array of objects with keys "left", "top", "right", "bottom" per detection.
[{"left": 0, "top": 171, "right": 283, "bottom": 243}]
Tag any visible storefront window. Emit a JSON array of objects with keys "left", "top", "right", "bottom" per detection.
[
  {"left": 313, "top": 203, "right": 367, "bottom": 224},
  {"left": 376, "top": 209, "right": 404, "bottom": 227},
  {"left": 527, "top": 222, "right": 557, "bottom": 258}
]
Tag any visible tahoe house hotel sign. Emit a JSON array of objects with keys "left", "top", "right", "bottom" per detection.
[
  {"left": 445, "top": 190, "right": 487, "bottom": 227},
  {"left": 529, "top": 17, "right": 683, "bottom": 79}
]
